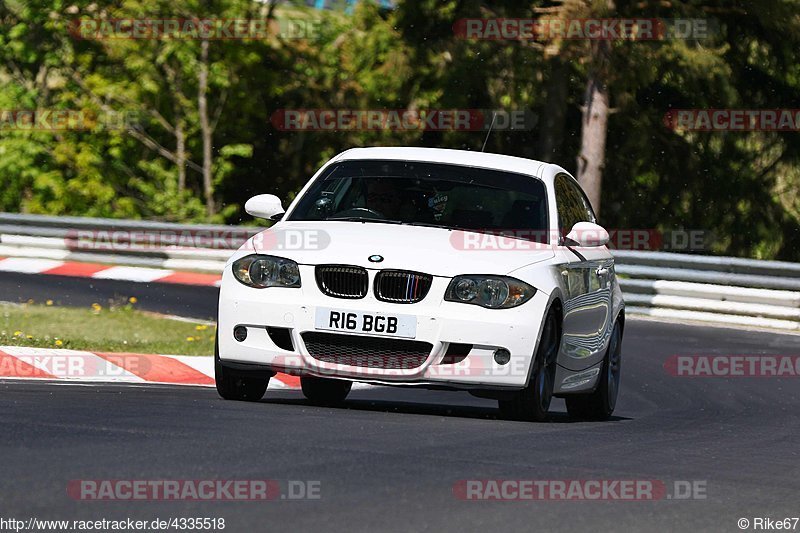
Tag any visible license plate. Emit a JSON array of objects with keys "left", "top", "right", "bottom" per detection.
[{"left": 314, "top": 308, "right": 417, "bottom": 339}]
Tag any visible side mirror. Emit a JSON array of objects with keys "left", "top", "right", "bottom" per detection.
[
  {"left": 565, "top": 221, "right": 609, "bottom": 247},
  {"left": 245, "top": 194, "right": 285, "bottom": 221}
]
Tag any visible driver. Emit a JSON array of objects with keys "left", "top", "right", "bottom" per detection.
[{"left": 365, "top": 179, "right": 404, "bottom": 219}]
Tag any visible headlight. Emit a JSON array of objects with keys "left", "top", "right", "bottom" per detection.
[
  {"left": 232, "top": 255, "right": 301, "bottom": 288},
  {"left": 445, "top": 275, "right": 535, "bottom": 309}
]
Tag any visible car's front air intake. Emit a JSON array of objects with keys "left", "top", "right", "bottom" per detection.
[
  {"left": 301, "top": 332, "right": 432, "bottom": 369},
  {"left": 374, "top": 270, "right": 433, "bottom": 303},
  {"left": 315, "top": 265, "right": 369, "bottom": 299}
]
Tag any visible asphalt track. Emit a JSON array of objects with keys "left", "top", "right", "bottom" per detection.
[
  {"left": 1, "top": 272, "right": 799, "bottom": 532},
  {"left": 0, "top": 271, "right": 218, "bottom": 318}
]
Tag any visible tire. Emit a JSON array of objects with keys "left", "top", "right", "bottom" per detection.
[
  {"left": 214, "top": 334, "right": 269, "bottom": 402},
  {"left": 301, "top": 377, "right": 352, "bottom": 406},
  {"left": 565, "top": 321, "right": 622, "bottom": 421},
  {"left": 498, "top": 311, "right": 560, "bottom": 422}
]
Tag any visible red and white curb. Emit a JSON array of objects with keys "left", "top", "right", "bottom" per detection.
[
  {"left": 0, "top": 347, "right": 300, "bottom": 389},
  {"left": 0, "top": 257, "right": 221, "bottom": 287}
]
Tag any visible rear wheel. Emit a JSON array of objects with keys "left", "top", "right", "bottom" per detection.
[
  {"left": 498, "top": 311, "right": 560, "bottom": 422},
  {"left": 214, "top": 335, "right": 269, "bottom": 402},
  {"left": 301, "top": 377, "right": 352, "bottom": 406},
  {"left": 565, "top": 321, "right": 622, "bottom": 421}
]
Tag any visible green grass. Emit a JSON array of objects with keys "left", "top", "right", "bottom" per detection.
[{"left": 0, "top": 301, "right": 215, "bottom": 356}]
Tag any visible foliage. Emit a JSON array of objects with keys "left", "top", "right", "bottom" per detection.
[{"left": 0, "top": 0, "right": 798, "bottom": 258}]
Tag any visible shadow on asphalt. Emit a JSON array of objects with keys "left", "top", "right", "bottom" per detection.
[{"left": 258, "top": 396, "right": 632, "bottom": 424}]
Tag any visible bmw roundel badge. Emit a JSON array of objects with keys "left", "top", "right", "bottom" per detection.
[{"left": 368, "top": 254, "right": 384, "bottom": 263}]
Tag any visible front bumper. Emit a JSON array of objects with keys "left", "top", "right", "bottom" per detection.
[{"left": 217, "top": 265, "right": 551, "bottom": 389}]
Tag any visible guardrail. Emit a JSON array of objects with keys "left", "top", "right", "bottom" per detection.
[
  {"left": 614, "top": 250, "right": 800, "bottom": 331},
  {"left": 0, "top": 213, "right": 255, "bottom": 273},
  {"left": 1, "top": 213, "right": 798, "bottom": 332}
]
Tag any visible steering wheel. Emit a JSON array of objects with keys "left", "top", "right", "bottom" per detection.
[{"left": 332, "top": 207, "right": 387, "bottom": 219}]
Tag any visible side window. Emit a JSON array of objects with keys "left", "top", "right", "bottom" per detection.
[
  {"left": 555, "top": 174, "right": 596, "bottom": 238},
  {"left": 569, "top": 180, "right": 596, "bottom": 225}
]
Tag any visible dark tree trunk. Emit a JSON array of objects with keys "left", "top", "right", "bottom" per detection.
[
  {"left": 576, "top": 42, "right": 611, "bottom": 216},
  {"left": 537, "top": 56, "right": 568, "bottom": 162},
  {"left": 198, "top": 39, "right": 214, "bottom": 217}
]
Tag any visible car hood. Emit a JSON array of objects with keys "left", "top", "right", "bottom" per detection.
[{"left": 248, "top": 221, "right": 554, "bottom": 277}]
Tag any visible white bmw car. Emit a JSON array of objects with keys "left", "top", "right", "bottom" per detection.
[{"left": 215, "top": 147, "right": 624, "bottom": 421}]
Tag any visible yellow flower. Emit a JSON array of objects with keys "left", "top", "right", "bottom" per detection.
[
  {"left": 46, "top": 300, "right": 53, "bottom": 306},
  {"left": 91, "top": 303, "right": 102, "bottom": 312},
  {"left": 128, "top": 297, "right": 138, "bottom": 304},
  {"left": 186, "top": 336, "right": 195, "bottom": 342},
  {"left": 55, "top": 340, "right": 63, "bottom": 346},
  {"left": 195, "top": 325, "right": 208, "bottom": 331},
  {"left": 26, "top": 335, "right": 33, "bottom": 340},
  {"left": 13, "top": 331, "right": 22, "bottom": 337}
]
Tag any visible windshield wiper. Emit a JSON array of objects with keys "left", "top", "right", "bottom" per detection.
[
  {"left": 402, "top": 221, "right": 466, "bottom": 231},
  {"left": 326, "top": 216, "right": 404, "bottom": 224}
]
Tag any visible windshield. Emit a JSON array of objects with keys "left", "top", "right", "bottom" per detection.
[{"left": 288, "top": 160, "right": 548, "bottom": 241}]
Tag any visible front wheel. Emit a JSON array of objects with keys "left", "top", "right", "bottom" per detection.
[
  {"left": 565, "top": 321, "right": 622, "bottom": 421},
  {"left": 498, "top": 311, "right": 560, "bottom": 422},
  {"left": 214, "top": 336, "right": 269, "bottom": 402},
  {"left": 301, "top": 377, "right": 352, "bottom": 406}
]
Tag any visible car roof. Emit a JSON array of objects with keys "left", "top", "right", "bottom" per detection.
[{"left": 333, "top": 147, "right": 548, "bottom": 178}]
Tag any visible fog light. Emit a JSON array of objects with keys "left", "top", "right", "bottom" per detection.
[
  {"left": 494, "top": 348, "right": 511, "bottom": 365},
  {"left": 233, "top": 326, "right": 248, "bottom": 342}
]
